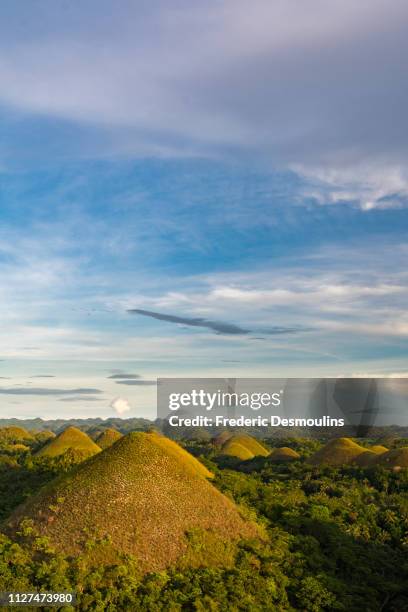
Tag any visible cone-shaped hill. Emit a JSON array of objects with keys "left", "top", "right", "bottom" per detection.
[
  {"left": 373, "top": 447, "right": 408, "bottom": 468},
  {"left": 371, "top": 445, "right": 388, "bottom": 454},
  {"left": 35, "top": 430, "right": 56, "bottom": 444},
  {"left": 354, "top": 445, "right": 388, "bottom": 468},
  {"left": 35, "top": 426, "right": 101, "bottom": 458},
  {"left": 213, "top": 431, "right": 234, "bottom": 447},
  {"left": 8, "top": 443, "right": 30, "bottom": 452},
  {"left": 95, "top": 428, "right": 123, "bottom": 449},
  {"left": 269, "top": 447, "right": 300, "bottom": 463},
  {"left": 308, "top": 437, "right": 366, "bottom": 466},
  {"left": 0, "top": 426, "right": 34, "bottom": 442},
  {"left": 220, "top": 434, "right": 270, "bottom": 460},
  {"left": 5, "top": 432, "right": 259, "bottom": 573}
]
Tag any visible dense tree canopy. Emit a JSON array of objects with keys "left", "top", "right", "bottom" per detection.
[{"left": 0, "top": 434, "right": 407, "bottom": 610}]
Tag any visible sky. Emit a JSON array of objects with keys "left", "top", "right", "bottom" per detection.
[{"left": 0, "top": 0, "right": 407, "bottom": 420}]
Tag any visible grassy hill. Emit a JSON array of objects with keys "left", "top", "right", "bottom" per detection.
[
  {"left": 6, "top": 443, "right": 30, "bottom": 453},
  {"left": 308, "top": 437, "right": 366, "bottom": 466},
  {"left": 34, "top": 430, "right": 56, "bottom": 444},
  {"left": 5, "top": 432, "right": 259, "bottom": 572},
  {"left": 221, "top": 439, "right": 255, "bottom": 460},
  {"left": 213, "top": 431, "right": 234, "bottom": 447},
  {"left": 354, "top": 445, "right": 387, "bottom": 467},
  {"left": 0, "top": 426, "right": 34, "bottom": 443},
  {"left": 95, "top": 428, "right": 123, "bottom": 449},
  {"left": 269, "top": 447, "right": 300, "bottom": 462},
  {"left": 35, "top": 426, "right": 101, "bottom": 458},
  {"left": 373, "top": 447, "right": 408, "bottom": 468},
  {"left": 221, "top": 434, "right": 270, "bottom": 460},
  {"left": 150, "top": 434, "right": 213, "bottom": 479},
  {"left": 371, "top": 445, "right": 388, "bottom": 454}
]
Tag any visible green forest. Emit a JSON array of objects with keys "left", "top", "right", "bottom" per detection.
[{"left": 0, "top": 425, "right": 407, "bottom": 611}]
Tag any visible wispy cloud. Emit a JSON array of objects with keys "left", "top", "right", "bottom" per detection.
[
  {"left": 59, "top": 396, "right": 106, "bottom": 402},
  {"left": 1, "top": 1, "right": 407, "bottom": 209},
  {"left": 0, "top": 387, "right": 102, "bottom": 396},
  {"left": 128, "top": 308, "right": 304, "bottom": 336},
  {"left": 128, "top": 308, "right": 250, "bottom": 335},
  {"left": 0, "top": 2, "right": 407, "bottom": 420},
  {"left": 114, "top": 380, "right": 157, "bottom": 386},
  {"left": 30, "top": 375, "right": 55, "bottom": 378},
  {"left": 108, "top": 373, "right": 141, "bottom": 380},
  {"left": 293, "top": 162, "right": 408, "bottom": 210}
]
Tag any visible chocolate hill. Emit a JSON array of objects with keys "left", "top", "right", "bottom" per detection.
[
  {"left": 268, "top": 447, "right": 300, "bottom": 462},
  {"left": 95, "top": 428, "right": 123, "bottom": 449},
  {"left": 308, "top": 437, "right": 366, "bottom": 466},
  {"left": 354, "top": 445, "right": 388, "bottom": 468},
  {"left": 221, "top": 434, "right": 270, "bottom": 460},
  {"left": 213, "top": 431, "right": 234, "bottom": 447},
  {"left": 0, "top": 426, "right": 33, "bottom": 443},
  {"left": 5, "top": 433, "right": 259, "bottom": 572},
  {"left": 35, "top": 431, "right": 56, "bottom": 444},
  {"left": 36, "top": 426, "right": 101, "bottom": 458},
  {"left": 374, "top": 447, "right": 408, "bottom": 468}
]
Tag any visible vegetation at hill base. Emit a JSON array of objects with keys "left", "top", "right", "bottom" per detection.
[{"left": 0, "top": 429, "right": 407, "bottom": 611}]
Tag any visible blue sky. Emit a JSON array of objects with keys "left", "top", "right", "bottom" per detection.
[{"left": 0, "top": 1, "right": 407, "bottom": 420}]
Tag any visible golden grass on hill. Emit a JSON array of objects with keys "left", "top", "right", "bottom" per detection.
[
  {"left": 7, "top": 443, "right": 30, "bottom": 453},
  {"left": 373, "top": 447, "right": 408, "bottom": 468},
  {"left": 151, "top": 434, "right": 213, "bottom": 479},
  {"left": 354, "top": 450, "right": 379, "bottom": 467},
  {"left": 221, "top": 434, "right": 270, "bottom": 460},
  {"left": 370, "top": 445, "right": 388, "bottom": 454},
  {"left": 308, "top": 437, "right": 366, "bottom": 466},
  {"left": 355, "top": 444, "right": 388, "bottom": 468},
  {"left": 35, "top": 431, "right": 56, "bottom": 443},
  {"left": 221, "top": 440, "right": 255, "bottom": 460},
  {"left": 95, "top": 428, "right": 123, "bottom": 450},
  {"left": 269, "top": 447, "right": 300, "bottom": 463},
  {"left": 36, "top": 426, "right": 101, "bottom": 458},
  {"left": 5, "top": 432, "right": 259, "bottom": 573},
  {"left": 0, "top": 426, "right": 34, "bottom": 442}
]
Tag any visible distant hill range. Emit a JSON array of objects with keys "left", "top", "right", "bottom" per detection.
[
  {"left": 0, "top": 417, "right": 152, "bottom": 434},
  {"left": 0, "top": 418, "right": 407, "bottom": 439}
]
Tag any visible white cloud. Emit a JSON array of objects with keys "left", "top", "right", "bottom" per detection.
[
  {"left": 110, "top": 397, "right": 131, "bottom": 416},
  {"left": 293, "top": 162, "right": 408, "bottom": 210},
  {"left": 140, "top": 275, "right": 407, "bottom": 321}
]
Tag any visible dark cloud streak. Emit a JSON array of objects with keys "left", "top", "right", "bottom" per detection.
[
  {"left": 108, "top": 373, "right": 141, "bottom": 379},
  {"left": 128, "top": 308, "right": 306, "bottom": 336},
  {"left": 30, "top": 375, "right": 55, "bottom": 378},
  {"left": 59, "top": 396, "right": 106, "bottom": 402},
  {"left": 0, "top": 387, "right": 102, "bottom": 396},
  {"left": 128, "top": 308, "right": 250, "bottom": 335},
  {"left": 115, "top": 380, "right": 157, "bottom": 386}
]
